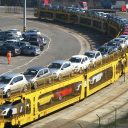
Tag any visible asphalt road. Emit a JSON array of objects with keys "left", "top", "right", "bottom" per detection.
[
  {"left": 0, "top": 13, "right": 111, "bottom": 75},
  {"left": 0, "top": 13, "right": 88, "bottom": 74}
]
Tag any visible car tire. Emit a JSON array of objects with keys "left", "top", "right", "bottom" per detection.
[
  {"left": 6, "top": 109, "right": 12, "bottom": 118},
  {"left": 70, "top": 71, "right": 74, "bottom": 77},
  {"left": 23, "top": 85, "right": 27, "bottom": 92},
  {"left": 58, "top": 74, "right": 62, "bottom": 80},
  {"left": 32, "top": 82, "right": 38, "bottom": 90},
  {"left": 58, "top": 95, "right": 62, "bottom": 101},
  {"left": 79, "top": 68, "right": 83, "bottom": 73},
  {"left": 5, "top": 90, "right": 11, "bottom": 98},
  {"left": 40, "top": 46, "right": 44, "bottom": 51}
]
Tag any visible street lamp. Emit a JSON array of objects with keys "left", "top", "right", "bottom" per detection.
[{"left": 23, "top": 0, "right": 26, "bottom": 32}]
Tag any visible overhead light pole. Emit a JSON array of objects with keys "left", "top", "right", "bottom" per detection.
[{"left": 23, "top": 0, "right": 26, "bottom": 32}]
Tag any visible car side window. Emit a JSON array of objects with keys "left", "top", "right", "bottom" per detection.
[
  {"left": 38, "top": 70, "right": 44, "bottom": 76},
  {"left": 12, "top": 100, "right": 21, "bottom": 106},
  {"left": 62, "top": 63, "right": 70, "bottom": 69},
  {"left": 81, "top": 59, "right": 85, "bottom": 63},
  {"left": 11, "top": 76, "right": 23, "bottom": 84},
  {"left": 96, "top": 52, "right": 100, "bottom": 58},
  {"left": 11, "top": 77, "right": 18, "bottom": 84},
  {"left": 44, "top": 69, "right": 48, "bottom": 74},
  {"left": 17, "top": 76, "right": 23, "bottom": 82},
  {"left": 84, "top": 57, "right": 88, "bottom": 61}
]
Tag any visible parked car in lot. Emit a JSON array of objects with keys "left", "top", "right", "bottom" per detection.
[
  {"left": 24, "top": 66, "right": 51, "bottom": 82},
  {"left": 0, "top": 43, "right": 21, "bottom": 56},
  {"left": 69, "top": 55, "right": 90, "bottom": 72},
  {"left": 0, "top": 73, "right": 28, "bottom": 98},
  {"left": 7, "top": 29, "right": 23, "bottom": 40},
  {"left": 98, "top": 46, "right": 116, "bottom": 57},
  {"left": 4, "top": 40, "right": 30, "bottom": 49},
  {"left": 84, "top": 50, "right": 102, "bottom": 63},
  {"left": 23, "top": 36, "right": 44, "bottom": 51},
  {"left": 21, "top": 45, "right": 41, "bottom": 56},
  {"left": 22, "top": 29, "right": 41, "bottom": 38},
  {"left": 0, "top": 99, "right": 30, "bottom": 117},
  {"left": 48, "top": 60, "right": 74, "bottom": 79}
]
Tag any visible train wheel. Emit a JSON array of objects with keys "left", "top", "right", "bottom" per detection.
[
  {"left": 79, "top": 68, "right": 83, "bottom": 73},
  {"left": 58, "top": 74, "right": 62, "bottom": 80},
  {"left": 23, "top": 85, "right": 27, "bottom": 92},
  {"left": 5, "top": 90, "right": 11, "bottom": 98},
  {"left": 33, "top": 82, "right": 38, "bottom": 89},
  {"left": 58, "top": 95, "right": 62, "bottom": 101}
]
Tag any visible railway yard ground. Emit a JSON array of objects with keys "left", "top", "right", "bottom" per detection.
[{"left": 0, "top": 11, "right": 128, "bottom": 128}]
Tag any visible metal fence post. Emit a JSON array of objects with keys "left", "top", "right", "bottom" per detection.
[
  {"left": 113, "top": 106, "right": 117, "bottom": 128},
  {"left": 96, "top": 114, "right": 101, "bottom": 128}
]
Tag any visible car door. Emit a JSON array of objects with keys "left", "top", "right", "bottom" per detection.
[
  {"left": 95, "top": 52, "right": 101, "bottom": 61},
  {"left": 62, "top": 63, "right": 72, "bottom": 75},
  {"left": 36, "top": 70, "right": 44, "bottom": 79},
  {"left": 12, "top": 100, "right": 22, "bottom": 115},
  {"left": 43, "top": 68, "right": 50, "bottom": 77},
  {"left": 10, "top": 76, "right": 24, "bottom": 92},
  {"left": 10, "top": 77, "right": 19, "bottom": 92},
  {"left": 84, "top": 57, "right": 90, "bottom": 68}
]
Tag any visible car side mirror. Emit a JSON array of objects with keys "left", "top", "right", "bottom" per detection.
[
  {"left": 10, "top": 82, "right": 13, "bottom": 85},
  {"left": 37, "top": 75, "right": 41, "bottom": 77}
]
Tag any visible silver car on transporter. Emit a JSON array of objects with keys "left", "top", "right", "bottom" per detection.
[{"left": 0, "top": 73, "right": 28, "bottom": 98}]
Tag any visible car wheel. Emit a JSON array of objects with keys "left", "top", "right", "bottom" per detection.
[
  {"left": 5, "top": 90, "right": 11, "bottom": 98},
  {"left": 32, "top": 52, "right": 36, "bottom": 56},
  {"left": 6, "top": 109, "right": 12, "bottom": 118},
  {"left": 58, "top": 74, "right": 62, "bottom": 80},
  {"left": 58, "top": 95, "right": 62, "bottom": 101},
  {"left": 70, "top": 71, "right": 74, "bottom": 77},
  {"left": 40, "top": 46, "right": 44, "bottom": 51},
  {"left": 79, "top": 68, "right": 83, "bottom": 73},
  {"left": 23, "top": 85, "right": 27, "bottom": 92},
  {"left": 32, "top": 82, "right": 38, "bottom": 89}
]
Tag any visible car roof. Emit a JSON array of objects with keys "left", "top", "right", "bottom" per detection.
[
  {"left": 51, "top": 60, "right": 71, "bottom": 64},
  {"left": 99, "top": 45, "right": 114, "bottom": 49},
  {"left": 85, "top": 50, "right": 100, "bottom": 54},
  {"left": 25, "top": 45, "right": 38, "bottom": 48},
  {"left": 71, "top": 55, "right": 88, "bottom": 58},
  {"left": 113, "top": 38, "right": 124, "bottom": 41},
  {"left": 27, "top": 66, "right": 46, "bottom": 70},
  {"left": 1, "top": 73, "right": 23, "bottom": 78}
]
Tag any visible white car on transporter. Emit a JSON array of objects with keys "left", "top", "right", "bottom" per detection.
[
  {"left": 69, "top": 55, "right": 90, "bottom": 72},
  {"left": 48, "top": 60, "right": 75, "bottom": 79},
  {"left": 84, "top": 50, "right": 102, "bottom": 64}
]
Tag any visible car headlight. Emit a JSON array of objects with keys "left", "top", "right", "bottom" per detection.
[{"left": 1, "top": 110, "right": 7, "bottom": 115}]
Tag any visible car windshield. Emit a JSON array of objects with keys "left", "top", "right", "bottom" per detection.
[
  {"left": 0, "top": 101, "right": 12, "bottom": 110},
  {"left": 107, "top": 42, "right": 117, "bottom": 46},
  {"left": 113, "top": 39, "right": 122, "bottom": 42},
  {"left": 0, "top": 76, "right": 12, "bottom": 84},
  {"left": 98, "top": 47, "right": 108, "bottom": 53},
  {"left": 24, "top": 69, "right": 38, "bottom": 76},
  {"left": 85, "top": 52, "right": 95, "bottom": 58},
  {"left": 48, "top": 63, "right": 61, "bottom": 69},
  {"left": 69, "top": 57, "right": 81, "bottom": 63}
]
